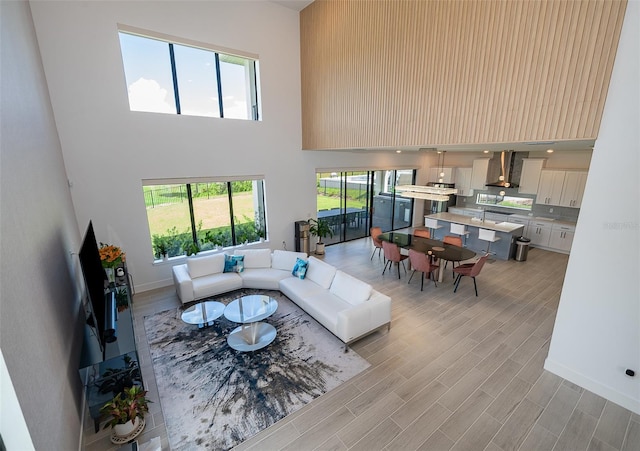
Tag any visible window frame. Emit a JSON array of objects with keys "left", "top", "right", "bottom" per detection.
[
  {"left": 118, "top": 25, "right": 261, "bottom": 120},
  {"left": 143, "top": 177, "right": 267, "bottom": 260}
]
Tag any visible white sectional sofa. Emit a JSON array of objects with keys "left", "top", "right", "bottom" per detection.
[{"left": 172, "top": 248, "right": 391, "bottom": 347}]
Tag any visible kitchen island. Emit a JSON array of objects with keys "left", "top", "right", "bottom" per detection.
[{"left": 425, "top": 212, "right": 525, "bottom": 260}]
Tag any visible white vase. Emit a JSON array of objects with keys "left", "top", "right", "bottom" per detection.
[
  {"left": 315, "top": 243, "right": 326, "bottom": 255},
  {"left": 113, "top": 416, "right": 141, "bottom": 438},
  {"left": 104, "top": 268, "right": 115, "bottom": 284}
]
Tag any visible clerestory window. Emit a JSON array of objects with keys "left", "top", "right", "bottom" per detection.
[{"left": 118, "top": 26, "right": 261, "bottom": 120}]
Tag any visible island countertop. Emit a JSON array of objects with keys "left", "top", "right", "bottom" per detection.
[{"left": 426, "top": 212, "right": 525, "bottom": 234}]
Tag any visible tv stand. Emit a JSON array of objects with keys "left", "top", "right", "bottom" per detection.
[{"left": 79, "top": 263, "right": 142, "bottom": 432}]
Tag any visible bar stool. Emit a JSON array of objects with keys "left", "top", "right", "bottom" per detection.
[
  {"left": 478, "top": 228, "right": 500, "bottom": 255},
  {"left": 449, "top": 223, "right": 469, "bottom": 246},
  {"left": 424, "top": 218, "right": 442, "bottom": 239}
]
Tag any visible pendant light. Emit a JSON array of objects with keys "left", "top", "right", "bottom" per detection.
[{"left": 437, "top": 151, "right": 447, "bottom": 183}]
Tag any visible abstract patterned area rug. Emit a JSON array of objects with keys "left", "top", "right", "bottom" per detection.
[{"left": 144, "top": 289, "right": 370, "bottom": 450}]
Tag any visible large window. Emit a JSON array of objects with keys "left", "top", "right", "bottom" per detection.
[
  {"left": 316, "top": 169, "right": 416, "bottom": 245},
  {"left": 144, "top": 179, "right": 266, "bottom": 259},
  {"left": 476, "top": 193, "right": 533, "bottom": 210},
  {"left": 119, "top": 30, "right": 260, "bottom": 120}
]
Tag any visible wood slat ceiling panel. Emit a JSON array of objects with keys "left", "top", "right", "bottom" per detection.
[{"left": 300, "top": 0, "right": 627, "bottom": 150}]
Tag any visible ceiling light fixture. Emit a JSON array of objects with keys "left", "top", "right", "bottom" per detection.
[
  {"left": 546, "top": 149, "right": 554, "bottom": 153},
  {"left": 395, "top": 184, "right": 458, "bottom": 201},
  {"left": 437, "top": 150, "right": 447, "bottom": 183}
]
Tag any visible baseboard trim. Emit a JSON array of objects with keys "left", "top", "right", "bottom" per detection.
[
  {"left": 135, "top": 278, "right": 174, "bottom": 293},
  {"left": 544, "top": 358, "right": 640, "bottom": 415}
]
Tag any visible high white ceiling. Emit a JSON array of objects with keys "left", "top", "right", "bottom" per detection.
[{"left": 270, "top": 0, "right": 314, "bottom": 11}]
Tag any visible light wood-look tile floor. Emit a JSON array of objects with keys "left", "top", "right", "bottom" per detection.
[{"left": 84, "top": 236, "right": 640, "bottom": 451}]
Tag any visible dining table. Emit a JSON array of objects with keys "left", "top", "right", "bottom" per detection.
[{"left": 378, "top": 232, "right": 477, "bottom": 283}]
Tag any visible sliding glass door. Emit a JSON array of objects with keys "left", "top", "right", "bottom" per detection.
[
  {"left": 316, "top": 169, "right": 415, "bottom": 246},
  {"left": 370, "top": 169, "right": 415, "bottom": 232}
]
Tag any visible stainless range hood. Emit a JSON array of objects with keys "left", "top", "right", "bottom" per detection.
[{"left": 485, "top": 150, "right": 528, "bottom": 188}]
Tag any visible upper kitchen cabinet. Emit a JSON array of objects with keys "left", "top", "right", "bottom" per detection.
[
  {"left": 428, "top": 167, "right": 455, "bottom": 184},
  {"left": 536, "top": 170, "right": 566, "bottom": 206},
  {"left": 455, "top": 167, "right": 473, "bottom": 196},
  {"left": 536, "top": 170, "right": 588, "bottom": 208},
  {"left": 470, "top": 159, "right": 490, "bottom": 190},
  {"left": 518, "top": 159, "right": 545, "bottom": 194},
  {"left": 559, "top": 172, "right": 588, "bottom": 208}
]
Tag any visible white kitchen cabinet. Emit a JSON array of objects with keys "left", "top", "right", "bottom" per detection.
[
  {"left": 518, "top": 159, "right": 545, "bottom": 194},
  {"left": 470, "top": 158, "right": 490, "bottom": 190},
  {"left": 455, "top": 167, "right": 473, "bottom": 196},
  {"left": 549, "top": 224, "right": 575, "bottom": 253},
  {"left": 428, "top": 167, "right": 455, "bottom": 183},
  {"left": 508, "top": 216, "right": 530, "bottom": 237},
  {"left": 559, "top": 171, "right": 587, "bottom": 208},
  {"left": 528, "top": 220, "right": 552, "bottom": 247},
  {"left": 536, "top": 170, "right": 565, "bottom": 205}
]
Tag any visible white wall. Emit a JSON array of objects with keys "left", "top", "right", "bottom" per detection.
[
  {"left": 1, "top": 1, "right": 85, "bottom": 448},
  {"left": 29, "top": 1, "right": 424, "bottom": 292},
  {"left": 545, "top": 0, "right": 640, "bottom": 414}
]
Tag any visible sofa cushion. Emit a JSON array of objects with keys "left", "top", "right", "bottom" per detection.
[
  {"left": 330, "top": 270, "right": 372, "bottom": 306},
  {"left": 271, "top": 249, "right": 308, "bottom": 271},
  {"left": 234, "top": 248, "right": 272, "bottom": 268},
  {"left": 303, "top": 291, "right": 352, "bottom": 335},
  {"left": 292, "top": 258, "right": 308, "bottom": 279},
  {"left": 192, "top": 272, "right": 243, "bottom": 300},
  {"left": 224, "top": 254, "right": 244, "bottom": 273},
  {"left": 187, "top": 253, "right": 225, "bottom": 278},
  {"left": 305, "top": 256, "right": 337, "bottom": 289},
  {"left": 240, "top": 268, "right": 290, "bottom": 290}
]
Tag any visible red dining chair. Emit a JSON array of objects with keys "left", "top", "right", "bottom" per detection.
[
  {"left": 443, "top": 235, "right": 464, "bottom": 277},
  {"left": 382, "top": 241, "right": 408, "bottom": 279},
  {"left": 370, "top": 227, "right": 384, "bottom": 260},
  {"left": 408, "top": 249, "right": 439, "bottom": 291},
  {"left": 413, "top": 229, "right": 431, "bottom": 239},
  {"left": 453, "top": 253, "right": 489, "bottom": 297}
]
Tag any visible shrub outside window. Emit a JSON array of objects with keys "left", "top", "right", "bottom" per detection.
[{"left": 476, "top": 193, "right": 533, "bottom": 210}]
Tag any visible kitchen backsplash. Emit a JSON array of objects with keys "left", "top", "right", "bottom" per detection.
[{"left": 455, "top": 190, "right": 580, "bottom": 223}]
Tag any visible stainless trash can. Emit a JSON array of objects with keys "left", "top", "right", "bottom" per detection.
[
  {"left": 294, "top": 221, "right": 310, "bottom": 254},
  {"left": 515, "top": 237, "right": 531, "bottom": 261}
]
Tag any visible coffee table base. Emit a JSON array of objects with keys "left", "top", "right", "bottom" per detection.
[{"left": 227, "top": 322, "right": 276, "bottom": 352}]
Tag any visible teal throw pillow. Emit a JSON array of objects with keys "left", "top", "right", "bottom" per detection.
[
  {"left": 292, "top": 257, "right": 308, "bottom": 279},
  {"left": 224, "top": 254, "right": 244, "bottom": 273}
]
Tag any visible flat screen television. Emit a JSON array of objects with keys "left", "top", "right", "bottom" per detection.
[{"left": 79, "top": 221, "right": 107, "bottom": 354}]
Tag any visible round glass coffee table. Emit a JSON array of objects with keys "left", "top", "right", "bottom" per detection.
[
  {"left": 181, "top": 300, "right": 225, "bottom": 328},
  {"left": 224, "top": 295, "right": 278, "bottom": 351}
]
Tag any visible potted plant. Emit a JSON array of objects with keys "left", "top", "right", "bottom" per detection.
[
  {"left": 115, "top": 288, "right": 129, "bottom": 312},
  {"left": 100, "top": 385, "right": 151, "bottom": 441},
  {"left": 99, "top": 243, "right": 126, "bottom": 284},
  {"left": 152, "top": 235, "right": 169, "bottom": 260},
  {"left": 308, "top": 218, "right": 334, "bottom": 255}
]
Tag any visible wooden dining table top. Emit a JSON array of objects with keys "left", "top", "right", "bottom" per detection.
[{"left": 378, "top": 232, "right": 477, "bottom": 262}]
